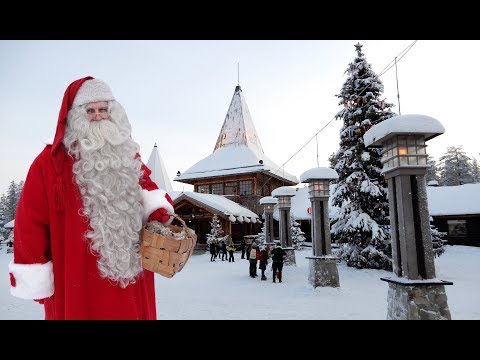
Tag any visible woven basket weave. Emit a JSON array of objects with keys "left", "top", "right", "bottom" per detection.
[{"left": 140, "top": 213, "right": 197, "bottom": 278}]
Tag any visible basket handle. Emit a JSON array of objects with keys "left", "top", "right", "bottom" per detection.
[{"left": 166, "top": 212, "right": 190, "bottom": 232}]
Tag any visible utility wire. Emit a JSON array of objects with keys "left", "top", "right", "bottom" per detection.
[{"left": 260, "top": 40, "right": 418, "bottom": 192}]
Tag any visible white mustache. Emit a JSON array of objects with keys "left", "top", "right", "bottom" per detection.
[{"left": 80, "top": 120, "right": 130, "bottom": 151}]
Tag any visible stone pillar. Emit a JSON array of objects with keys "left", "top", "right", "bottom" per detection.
[
  {"left": 300, "top": 167, "right": 340, "bottom": 288},
  {"left": 272, "top": 187, "right": 296, "bottom": 266},
  {"left": 260, "top": 196, "right": 277, "bottom": 246},
  {"left": 363, "top": 114, "right": 453, "bottom": 320}
]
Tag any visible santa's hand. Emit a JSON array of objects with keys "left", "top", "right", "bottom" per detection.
[{"left": 148, "top": 208, "right": 171, "bottom": 223}]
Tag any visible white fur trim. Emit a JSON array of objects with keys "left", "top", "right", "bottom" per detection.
[
  {"left": 9, "top": 261, "right": 54, "bottom": 300},
  {"left": 72, "top": 79, "right": 115, "bottom": 107},
  {"left": 142, "top": 189, "right": 175, "bottom": 225},
  {"left": 44, "top": 137, "right": 53, "bottom": 145}
]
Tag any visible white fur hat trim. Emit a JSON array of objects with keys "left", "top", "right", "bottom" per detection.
[{"left": 72, "top": 78, "right": 115, "bottom": 107}]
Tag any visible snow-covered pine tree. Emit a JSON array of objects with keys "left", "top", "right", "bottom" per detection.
[
  {"left": 330, "top": 43, "right": 396, "bottom": 271},
  {"left": 256, "top": 219, "right": 266, "bottom": 246},
  {"left": 206, "top": 214, "right": 224, "bottom": 245},
  {"left": 471, "top": 158, "right": 480, "bottom": 183},
  {"left": 430, "top": 217, "right": 447, "bottom": 258},
  {"left": 438, "top": 145, "right": 473, "bottom": 185},
  {"left": 4, "top": 181, "right": 20, "bottom": 222},
  {"left": 426, "top": 155, "right": 440, "bottom": 183},
  {"left": 290, "top": 213, "right": 305, "bottom": 250}
]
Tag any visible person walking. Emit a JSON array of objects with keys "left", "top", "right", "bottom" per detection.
[
  {"left": 270, "top": 242, "right": 287, "bottom": 283},
  {"left": 258, "top": 245, "right": 270, "bottom": 280}
]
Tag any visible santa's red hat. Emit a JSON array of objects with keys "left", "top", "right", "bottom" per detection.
[{"left": 51, "top": 76, "right": 116, "bottom": 211}]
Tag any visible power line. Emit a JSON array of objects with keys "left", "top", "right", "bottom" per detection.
[{"left": 261, "top": 40, "right": 418, "bottom": 191}]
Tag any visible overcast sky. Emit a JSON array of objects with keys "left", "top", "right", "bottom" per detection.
[{"left": 1, "top": 40, "right": 478, "bottom": 195}]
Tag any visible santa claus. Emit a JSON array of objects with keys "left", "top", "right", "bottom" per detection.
[{"left": 9, "top": 76, "right": 174, "bottom": 319}]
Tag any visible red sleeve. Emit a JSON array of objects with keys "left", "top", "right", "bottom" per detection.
[{"left": 14, "top": 155, "right": 51, "bottom": 265}]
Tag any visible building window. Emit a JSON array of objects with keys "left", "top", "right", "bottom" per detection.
[
  {"left": 211, "top": 183, "right": 223, "bottom": 195},
  {"left": 197, "top": 184, "right": 209, "bottom": 194},
  {"left": 447, "top": 220, "right": 467, "bottom": 237},
  {"left": 225, "top": 182, "right": 237, "bottom": 196},
  {"left": 239, "top": 180, "right": 253, "bottom": 196}
]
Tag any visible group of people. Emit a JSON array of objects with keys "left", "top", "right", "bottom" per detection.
[
  {"left": 247, "top": 241, "right": 287, "bottom": 282},
  {"left": 209, "top": 236, "right": 235, "bottom": 262},
  {"left": 209, "top": 238, "right": 287, "bottom": 283}
]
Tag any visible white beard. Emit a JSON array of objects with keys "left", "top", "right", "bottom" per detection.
[{"left": 63, "top": 101, "right": 144, "bottom": 288}]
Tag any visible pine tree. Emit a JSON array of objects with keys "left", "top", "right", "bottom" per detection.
[
  {"left": 471, "top": 158, "right": 480, "bottom": 183},
  {"left": 330, "top": 43, "right": 395, "bottom": 271},
  {"left": 4, "top": 181, "right": 21, "bottom": 222},
  {"left": 290, "top": 213, "right": 305, "bottom": 250},
  {"left": 0, "top": 194, "right": 6, "bottom": 242},
  {"left": 328, "top": 152, "right": 338, "bottom": 170},
  {"left": 439, "top": 145, "right": 473, "bottom": 185},
  {"left": 255, "top": 219, "right": 266, "bottom": 246},
  {"left": 426, "top": 155, "right": 440, "bottom": 183},
  {"left": 206, "top": 214, "right": 224, "bottom": 245},
  {"left": 430, "top": 217, "right": 447, "bottom": 258}
]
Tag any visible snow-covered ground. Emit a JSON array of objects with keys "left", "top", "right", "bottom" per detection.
[{"left": 1, "top": 245, "right": 478, "bottom": 320}]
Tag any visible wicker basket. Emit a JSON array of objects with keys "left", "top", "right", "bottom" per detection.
[{"left": 140, "top": 213, "right": 197, "bottom": 278}]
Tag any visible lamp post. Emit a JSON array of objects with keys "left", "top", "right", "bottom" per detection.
[
  {"left": 272, "top": 186, "right": 296, "bottom": 265},
  {"left": 300, "top": 167, "right": 340, "bottom": 288},
  {"left": 260, "top": 196, "right": 278, "bottom": 246},
  {"left": 364, "top": 114, "right": 453, "bottom": 320}
]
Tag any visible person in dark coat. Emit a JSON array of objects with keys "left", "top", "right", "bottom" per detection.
[
  {"left": 270, "top": 242, "right": 287, "bottom": 283},
  {"left": 240, "top": 239, "right": 246, "bottom": 259},
  {"left": 209, "top": 242, "right": 217, "bottom": 262},
  {"left": 258, "top": 245, "right": 270, "bottom": 280},
  {"left": 220, "top": 241, "right": 227, "bottom": 261}
]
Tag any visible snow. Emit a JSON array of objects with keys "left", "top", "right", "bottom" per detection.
[
  {"left": 279, "top": 183, "right": 480, "bottom": 221},
  {"left": 299, "top": 167, "right": 339, "bottom": 183},
  {"left": 169, "top": 191, "right": 259, "bottom": 223},
  {"left": 364, "top": 114, "right": 446, "bottom": 147},
  {"left": 1, "top": 245, "right": 478, "bottom": 319},
  {"left": 174, "top": 86, "right": 298, "bottom": 185},
  {"left": 213, "top": 86, "right": 264, "bottom": 155},
  {"left": 3, "top": 220, "right": 14, "bottom": 229},
  {"left": 427, "top": 183, "right": 480, "bottom": 216},
  {"left": 271, "top": 186, "right": 297, "bottom": 197},
  {"left": 174, "top": 144, "right": 298, "bottom": 184}
]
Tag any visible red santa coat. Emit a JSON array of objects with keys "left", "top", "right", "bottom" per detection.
[{"left": 8, "top": 77, "right": 174, "bottom": 319}]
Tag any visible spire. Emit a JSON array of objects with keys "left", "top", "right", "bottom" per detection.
[
  {"left": 213, "top": 86, "right": 264, "bottom": 154},
  {"left": 146, "top": 143, "right": 173, "bottom": 193}
]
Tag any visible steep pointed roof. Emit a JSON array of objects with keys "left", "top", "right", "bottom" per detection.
[
  {"left": 175, "top": 86, "right": 298, "bottom": 185},
  {"left": 214, "top": 85, "right": 264, "bottom": 154},
  {"left": 146, "top": 143, "right": 173, "bottom": 192}
]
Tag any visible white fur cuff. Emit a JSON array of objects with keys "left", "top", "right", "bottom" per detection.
[
  {"left": 9, "top": 261, "right": 54, "bottom": 300},
  {"left": 142, "top": 189, "right": 175, "bottom": 224}
]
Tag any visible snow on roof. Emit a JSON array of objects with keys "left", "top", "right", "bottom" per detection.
[
  {"left": 259, "top": 196, "right": 277, "bottom": 205},
  {"left": 214, "top": 86, "right": 264, "bottom": 154},
  {"left": 175, "top": 86, "right": 298, "bottom": 185},
  {"left": 174, "top": 143, "right": 298, "bottom": 184},
  {"left": 299, "top": 167, "right": 338, "bottom": 183},
  {"left": 169, "top": 191, "right": 260, "bottom": 223},
  {"left": 275, "top": 183, "right": 480, "bottom": 221},
  {"left": 272, "top": 186, "right": 296, "bottom": 197},
  {"left": 363, "top": 114, "right": 445, "bottom": 147},
  {"left": 3, "top": 220, "right": 14, "bottom": 229},
  {"left": 426, "top": 183, "right": 480, "bottom": 216},
  {"left": 146, "top": 143, "right": 173, "bottom": 192}
]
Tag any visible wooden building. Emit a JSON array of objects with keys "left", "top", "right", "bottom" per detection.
[
  {"left": 427, "top": 183, "right": 480, "bottom": 247},
  {"left": 173, "top": 85, "right": 298, "bottom": 243}
]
